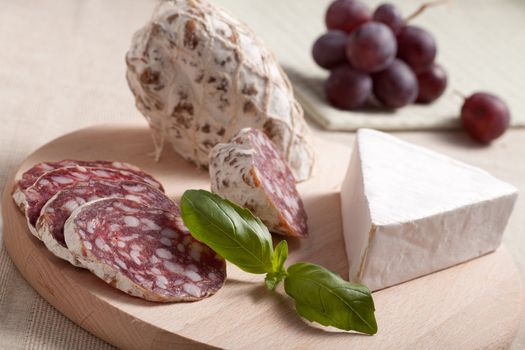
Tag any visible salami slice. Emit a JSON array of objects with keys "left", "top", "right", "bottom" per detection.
[
  {"left": 209, "top": 128, "right": 308, "bottom": 238},
  {"left": 19, "top": 166, "right": 164, "bottom": 238},
  {"left": 64, "top": 198, "right": 226, "bottom": 302},
  {"left": 37, "top": 180, "right": 176, "bottom": 266},
  {"left": 13, "top": 160, "right": 163, "bottom": 211}
]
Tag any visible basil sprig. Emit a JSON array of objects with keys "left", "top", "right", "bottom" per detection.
[{"left": 180, "top": 190, "right": 377, "bottom": 335}]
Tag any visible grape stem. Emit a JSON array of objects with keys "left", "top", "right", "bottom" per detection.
[{"left": 405, "top": 0, "right": 451, "bottom": 23}]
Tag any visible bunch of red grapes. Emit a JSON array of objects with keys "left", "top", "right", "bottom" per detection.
[
  {"left": 312, "top": 0, "right": 511, "bottom": 144},
  {"left": 313, "top": 1, "right": 446, "bottom": 109}
]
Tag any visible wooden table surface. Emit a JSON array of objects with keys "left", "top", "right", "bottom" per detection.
[{"left": 0, "top": 0, "right": 523, "bottom": 349}]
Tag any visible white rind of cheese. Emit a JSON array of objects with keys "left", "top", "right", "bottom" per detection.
[{"left": 341, "top": 129, "right": 518, "bottom": 291}]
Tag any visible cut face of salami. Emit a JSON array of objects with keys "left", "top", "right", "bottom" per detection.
[
  {"left": 210, "top": 128, "right": 308, "bottom": 238},
  {"left": 64, "top": 198, "right": 226, "bottom": 302},
  {"left": 37, "top": 180, "right": 176, "bottom": 265},
  {"left": 13, "top": 160, "right": 163, "bottom": 211},
  {"left": 20, "top": 166, "right": 164, "bottom": 238}
]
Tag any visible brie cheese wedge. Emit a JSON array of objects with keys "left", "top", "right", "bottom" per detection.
[{"left": 341, "top": 129, "right": 518, "bottom": 291}]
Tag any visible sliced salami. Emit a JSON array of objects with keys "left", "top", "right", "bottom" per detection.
[
  {"left": 19, "top": 166, "right": 164, "bottom": 238},
  {"left": 37, "top": 180, "right": 176, "bottom": 266},
  {"left": 209, "top": 128, "right": 308, "bottom": 238},
  {"left": 13, "top": 159, "right": 163, "bottom": 211},
  {"left": 64, "top": 198, "right": 226, "bottom": 302}
]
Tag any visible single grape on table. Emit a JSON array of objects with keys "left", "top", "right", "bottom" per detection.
[{"left": 461, "top": 92, "right": 511, "bottom": 144}]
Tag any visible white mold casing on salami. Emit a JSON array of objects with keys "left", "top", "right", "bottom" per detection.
[
  {"left": 64, "top": 198, "right": 226, "bottom": 302},
  {"left": 340, "top": 129, "right": 518, "bottom": 291},
  {"left": 125, "top": 0, "right": 315, "bottom": 181},
  {"left": 12, "top": 159, "right": 163, "bottom": 212},
  {"left": 19, "top": 166, "right": 164, "bottom": 238},
  {"left": 210, "top": 128, "right": 307, "bottom": 238},
  {"left": 37, "top": 180, "right": 176, "bottom": 266}
]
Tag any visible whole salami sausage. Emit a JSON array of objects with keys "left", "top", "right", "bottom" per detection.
[
  {"left": 209, "top": 128, "right": 308, "bottom": 238},
  {"left": 13, "top": 160, "right": 163, "bottom": 211},
  {"left": 17, "top": 166, "right": 164, "bottom": 238},
  {"left": 64, "top": 198, "right": 226, "bottom": 302},
  {"left": 37, "top": 180, "right": 176, "bottom": 266},
  {"left": 126, "top": 0, "right": 315, "bottom": 182}
]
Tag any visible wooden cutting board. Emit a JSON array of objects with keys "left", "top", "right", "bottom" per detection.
[{"left": 2, "top": 122, "right": 523, "bottom": 349}]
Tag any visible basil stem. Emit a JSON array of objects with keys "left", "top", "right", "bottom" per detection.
[{"left": 265, "top": 240, "right": 288, "bottom": 291}]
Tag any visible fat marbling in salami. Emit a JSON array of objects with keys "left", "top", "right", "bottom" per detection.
[
  {"left": 64, "top": 198, "right": 226, "bottom": 302},
  {"left": 37, "top": 180, "right": 176, "bottom": 265},
  {"left": 19, "top": 166, "right": 164, "bottom": 238},
  {"left": 13, "top": 159, "right": 163, "bottom": 211},
  {"left": 209, "top": 128, "right": 308, "bottom": 238}
]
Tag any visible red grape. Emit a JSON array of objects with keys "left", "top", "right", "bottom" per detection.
[
  {"left": 325, "top": 0, "right": 371, "bottom": 34},
  {"left": 346, "top": 22, "right": 397, "bottom": 73},
  {"left": 461, "top": 92, "right": 510, "bottom": 143},
  {"left": 325, "top": 65, "right": 372, "bottom": 110},
  {"left": 372, "top": 59, "right": 418, "bottom": 108},
  {"left": 373, "top": 3, "right": 404, "bottom": 35},
  {"left": 312, "top": 31, "right": 349, "bottom": 70},
  {"left": 397, "top": 25, "right": 437, "bottom": 72},
  {"left": 416, "top": 63, "right": 447, "bottom": 103}
]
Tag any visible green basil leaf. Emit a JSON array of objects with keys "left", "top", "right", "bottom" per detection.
[
  {"left": 180, "top": 189, "right": 274, "bottom": 274},
  {"left": 284, "top": 262, "right": 377, "bottom": 334},
  {"left": 265, "top": 240, "right": 289, "bottom": 291}
]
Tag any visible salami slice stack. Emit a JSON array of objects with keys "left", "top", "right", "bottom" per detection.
[
  {"left": 13, "top": 160, "right": 163, "bottom": 210},
  {"left": 37, "top": 180, "right": 176, "bottom": 266},
  {"left": 18, "top": 166, "right": 164, "bottom": 237},
  {"left": 64, "top": 198, "right": 226, "bottom": 302},
  {"left": 12, "top": 159, "right": 226, "bottom": 303},
  {"left": 209, "top": 128, "right": 308, "bottom": 238}
]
